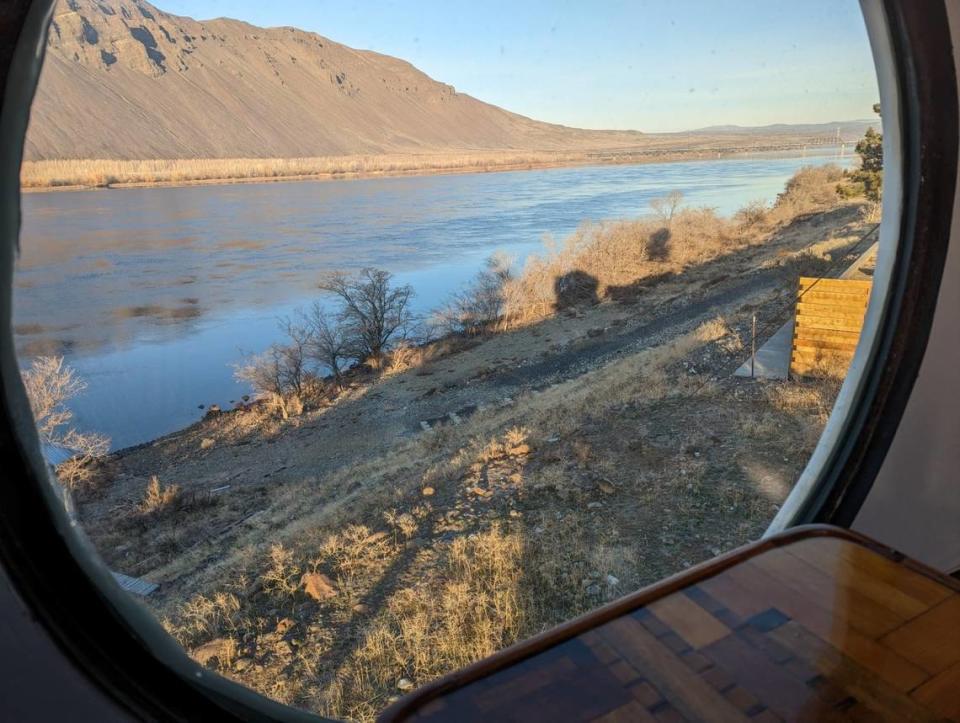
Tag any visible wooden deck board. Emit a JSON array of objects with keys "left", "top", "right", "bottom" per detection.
[
  {"left": 791, "top": 276, "right": 871, "bottom": 377},
  {"left": 384, "top": 528, "right": 960, "bottom": 722}
]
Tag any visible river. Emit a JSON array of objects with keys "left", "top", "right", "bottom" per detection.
[{"left": 14, "top": 149, "right": 852, "bottom": 449}]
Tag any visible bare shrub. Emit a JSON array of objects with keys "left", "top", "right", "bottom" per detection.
[
  {"left": 302, "top": 301, "right": 352, "bottom": 389},
  {"left": 499, "top": 209, "right": 732, "bottom": 328},
  {"left": 262, "top": 543, "right": 301, "bottom": 598},
  {"left": 769, "top": 165, "right": 844, "bottom": 223},
  {"left": 384, "top": 342, "right": 423, "bottom": 375},
  {"left": 437, "top": 252, "right": 513, "bottom": 334},
  {"left": 234, "top": 333, "right": 319, "bottom": 420},
  {"left": 234, "top": 346, "right": 292, "bottom": 418},
  {"left": 384, "top": 509, "right": 418, "bottom": 542},
  {"left": 164, "top": 591, "right": 242, "bottom": 649},
  {"left": 650, "top": 190, "right": 683, "bottom": 226},
  {"left": 735, "top": 199, "right": 769, "bottom": 229},
  {"left": 21, "top": 355, "right": 109, "bottom": 488},
  {"left": 140, "top": 475, "right": 180, "bottom": 514},
  {"left": 134, "top": 475, "right": 216, "bottom": 521},
  {"left": 276, "top": 317, "right": 312, "bottom": 399},
  {"left": 319, "top": 268, "right": 415, "bottom": 366}
]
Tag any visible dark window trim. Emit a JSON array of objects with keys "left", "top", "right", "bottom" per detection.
[
  {"left": 791, "top": 0, "right": 959, "bottom": 526},
  {"left": 0, "top": 0, "right": 954, "bottom": 719}
]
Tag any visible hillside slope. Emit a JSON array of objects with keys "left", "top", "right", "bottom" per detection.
[{"left": 26, "top": 0, "right": 653, "bottom": 160}]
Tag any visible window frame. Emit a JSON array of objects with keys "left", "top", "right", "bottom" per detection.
[{"left": 0, "top": 0, "right": 955, "bottom": 719}]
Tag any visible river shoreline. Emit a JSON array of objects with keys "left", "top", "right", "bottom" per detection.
[{"left": 20, "top": 143, "right": 844, "bottom": 194}]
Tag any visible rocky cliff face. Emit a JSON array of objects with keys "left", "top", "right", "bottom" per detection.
[{"left": 26, "top": 0, "right": 647, "bottom": 160}]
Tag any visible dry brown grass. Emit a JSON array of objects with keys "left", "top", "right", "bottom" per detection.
[
  {"left": 140, "top": 475, "right": 180, "bottom": 515},
  {"left": 20, "top": 355, "right": 110, "bottom": 489},
  {"left": 20, "top": 152, "right": 598, "bottom": 189},
  {"left": 497, "top": 165, "right": 848, "bottom": 330},
  {"left": 120, "top": 175, "right": 862, "bottom": 720},
  {"left": 323, "top": 525, "right": 526, "bottom": 719},
  {"left": 154, "top": 320, "right": 750, "bottom": 720}
]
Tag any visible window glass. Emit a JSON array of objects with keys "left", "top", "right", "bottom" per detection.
[{"left": 17, "top": 0, "right": 880, "bottom": 718}]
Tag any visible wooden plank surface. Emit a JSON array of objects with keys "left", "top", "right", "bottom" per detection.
[
  {"left": 799, "top": 278, "right": 873, "bottom": 289},
  {"left": 387, "top": 531, "right": 960, "bottom": 722},
  {"left": 881, "top": 595, "right": 960, "bottom": 675},
  {"left": 647, "top": 594, "right": 730, "bottom": 649},
  {"left": 790, "top": 277, "right": 871, "bottom": 378}
]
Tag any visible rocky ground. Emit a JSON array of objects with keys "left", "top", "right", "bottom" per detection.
[{"left": 73, "top": 199, "right": 871, "bottom": 720}]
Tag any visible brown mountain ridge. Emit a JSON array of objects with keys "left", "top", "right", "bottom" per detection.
[
  {"left": 26, "top": 0, "right": 876, "bottom": 167},
  {"left": 26, "top": 0, "right": 659, "bottom": 160}
]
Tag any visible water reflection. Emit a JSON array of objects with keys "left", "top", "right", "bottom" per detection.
[{"left": 15, "top": 150, "right": 852, "bottom": 448}]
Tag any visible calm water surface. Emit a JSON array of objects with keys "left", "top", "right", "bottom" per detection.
[{"left": 15, "top": 150, "right": 851, "bottom": 449}]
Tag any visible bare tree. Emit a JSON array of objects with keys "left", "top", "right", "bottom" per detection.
[
  {"left": 302, "top": 301, "right": 351, "bottom": 388},
  {"left": 440, "top": 252, "right": 513, "bottom": 334},
  {"left": 21, "top": 356, "right": 109, "bottom": 488},
  {"left": 277, "top": 316, "right": 312, "bottom": 398},
  {"left": 235, "top": 346, "right": 303, "bottom": 419},
  {"left": 318, "top": 268, "right": 414, "bottom": 365},
  {"left": 650, "top": 190, "right": 683, "bottom": 227},
  {"left": 234, "top": 345, "right": 286, "bottom": 399}
]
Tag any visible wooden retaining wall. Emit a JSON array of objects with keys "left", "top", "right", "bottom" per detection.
[{"left": 790, "top": 277, "right": 872, "bottom": 377}]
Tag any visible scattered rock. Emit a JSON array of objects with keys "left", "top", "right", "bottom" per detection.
[
  {"left": 275, "top": 617, "right": 295, "bottom": 636},
  {"left": 200, "top": 437, "right": 215, "bottom": 450},
  {"left": 352, "top": 603, "right": 369, "bottom": 614},
  {"left": 421, "top": 486, "right": 435, "bottom": 497},
  {"left": 587, "top": 327, "right": 606, "bottom": 338},
  {"left": 598, "top": 479, "right": 616, "bottom": 495},
  {"left": 300, "top": 572, "right": 337, "bottom": 601},
  {"left": 193, "top": 637, "right": 229, "bottom": 666},
  {"left": 233, "top": 658, "right": 251, "bottom": 672},
  {"left": 606, "top": 574, "right": 620, "bottom": 587},
  {"left": 397, "top": 678, "right": 415, "bottom": 691},
  {"left": 587, "top": 501, "right": 603, "bottom": 510}
]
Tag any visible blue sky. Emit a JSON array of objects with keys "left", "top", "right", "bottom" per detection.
[{"left": 160, "top": 0, "right": 878, "bottom": 132}]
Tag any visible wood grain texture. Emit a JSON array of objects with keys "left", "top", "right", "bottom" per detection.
[
  {"left": 791, "top": 277, "right": 871, "bottom": 376},
  {"left": 383, "top": 528, "right": 959, "bottom": 722},
  {"left": 881, "top": 595, "right": 960, "bottom": 675}
]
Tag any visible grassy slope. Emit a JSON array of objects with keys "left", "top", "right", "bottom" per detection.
[{"left": 72, "top": 173, "right": 872, "bottom": 720}]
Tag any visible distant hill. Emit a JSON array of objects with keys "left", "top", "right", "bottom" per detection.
[{"left": 692, "top": 120, "right": 880, "bottom": 142}]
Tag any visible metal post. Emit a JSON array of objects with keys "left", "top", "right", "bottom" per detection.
[{"left": 751, "top": 314, "right": 757, "bottom": 378}]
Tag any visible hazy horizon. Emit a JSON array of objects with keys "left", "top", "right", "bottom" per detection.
[{"left": 158, "top": 0, "right": 878, "bottom": 133}]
